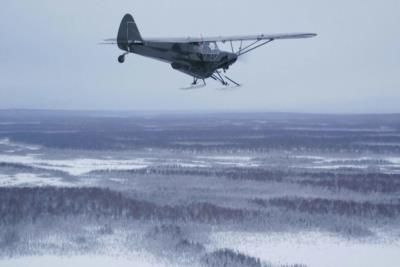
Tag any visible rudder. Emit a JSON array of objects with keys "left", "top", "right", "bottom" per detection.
[{"left": 117, "top": 14, "right": 143, "bottom": 50}]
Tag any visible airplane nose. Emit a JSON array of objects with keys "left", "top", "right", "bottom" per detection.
[
  {"left": 220, "top": 53, "right": 238, "bottom": 71},
  {"left": 230, "top": 54, "right": 238, "bottom": 63},
  {"left": 225, "top": 53, "right": 237, "bottom": 65}
]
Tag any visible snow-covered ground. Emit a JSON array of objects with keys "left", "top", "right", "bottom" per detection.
[
  {"left": 0, "top": 138, "right": 40, "bottom": 152},
  {"left": 0, "top": 254, "right": 189, "bottom": 267},
  {"left": 0, "top": 173, "right": 73, "bottom": 187},
  {"left": 1, "top": 121, "right": 400, "bottom": 267},
  {"left": 4, "top": 136, "right": 400, "bottom": 179},
  {"left": 0, "top": 141, "right": 262, "bottom": 178},
  {"left": 209, "top": 231, "right": 400, "bottom": 267},
  {"left": 293, "top": 154, "right": 400, "bottom": 173},
  {"left": 0, "top": 153, "right": 150, "bottom": 176}
]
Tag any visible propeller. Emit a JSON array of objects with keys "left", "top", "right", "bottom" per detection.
[{"left": 236, "top": 52, "right": 251, "bottom": 64}]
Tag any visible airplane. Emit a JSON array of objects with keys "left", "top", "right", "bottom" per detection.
[{"left": 102, "top": 14, "right": 316, "bottom": 88}]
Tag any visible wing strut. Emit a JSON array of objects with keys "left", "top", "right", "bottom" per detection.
[{"left": 237, "top": 39, "right": 274, "bottom": 57}]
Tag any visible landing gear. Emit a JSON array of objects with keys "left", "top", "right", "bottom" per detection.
[
  {"left": 224, "top": 75, "right": 241, "bottom": 87},
  {"left": 118, "top": 55, "right": 125, "bottom": 63},
  {"left": 118, "top": 52, "right": 129, "bottom": 64},
  {"left": 211, "top": 70, "right": 241, "bottom": 87},
  {"left": 182, "top": 71, "right": 241, "bottom": 90},
  {"left": 181, "top": 78, "right": 206, "bottom": 90}
]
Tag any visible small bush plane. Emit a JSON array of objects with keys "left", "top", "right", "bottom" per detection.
[{"left": 103, "top": 14, "right": 316, "bottom": 88}]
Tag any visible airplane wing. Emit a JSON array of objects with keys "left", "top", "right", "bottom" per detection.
[
  {"left": 144, "top": 33, "right": 317, "bottom": 43},
  {"left": 101, "top": 33, "right": 316, "bottom": 45},
  {"left": 101, "top": 33, "right": 316, "bottom": 57}
]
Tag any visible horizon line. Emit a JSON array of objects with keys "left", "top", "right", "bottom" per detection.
[{"left": 1, "top": 108, "right": 400, "bottom": 116}]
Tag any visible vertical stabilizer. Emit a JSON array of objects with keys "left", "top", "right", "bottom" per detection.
[{"left": 117, "top": 14, "right": 143, "bottom": 51}]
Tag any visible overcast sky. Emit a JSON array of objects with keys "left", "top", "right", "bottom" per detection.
[{"left": 0, "top": 0, "right": 399, "bottom": 113}]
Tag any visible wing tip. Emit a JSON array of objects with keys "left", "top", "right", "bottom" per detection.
[{"left": 306, "top": 33, "right": 318, "bottom": 38}]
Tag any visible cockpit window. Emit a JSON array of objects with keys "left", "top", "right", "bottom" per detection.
[
  {"left": 208, "top": 42, "right": 219, "bottom": 51},
  {"left": 193, "top": 42, "right": 219, "bottom": 54}
]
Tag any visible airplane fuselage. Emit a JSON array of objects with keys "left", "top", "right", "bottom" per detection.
[
  {"left": 112, "top": 13, "right": 316, "bottom": 86},
  {"left": 125, "top": 42, "right": 238, "bottom": 79}
]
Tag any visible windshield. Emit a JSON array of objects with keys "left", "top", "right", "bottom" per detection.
[{"left": 194, "top": 42, "right": 219, "bottom": 54}]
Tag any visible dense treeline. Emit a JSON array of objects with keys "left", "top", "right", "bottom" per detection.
[
  {"left": 1, "top": 112, "right": 400, "bottom": 152},
  {"left": 92, "top": 166, "right": 400, "bottom": 193},
  {"left": 254, "top": 197, "right": 400, "bottom": 218},
  {"left": 92, "top": 166, "right": 288, "bottom": 183},
  {"left": 0, "top": 187, "right": 253, "bottom": 225},
  {"left": 0, "top": 162, "right": 36, "bottom": 171},
  {"left": 202, "top": 249, "right": 263, "bottom": 267},
  {"left": 299, "top": 172, "right": 400, "bottom": 193}
]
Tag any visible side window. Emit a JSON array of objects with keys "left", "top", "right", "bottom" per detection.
[{"left": 209, "top": 43, "right": 216, "bottom": 51}]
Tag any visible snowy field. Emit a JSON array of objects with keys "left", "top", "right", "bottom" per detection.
[
  {"left": 210, "top": 232, "right": 400, "bottom": 267},
  {"left": 2, "top": 255, "right": 183, "bottom": 267},
  {"left": 1, "top": 111, "right": 400, "bottom": 267}
]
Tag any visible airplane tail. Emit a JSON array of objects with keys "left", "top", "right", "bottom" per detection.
[{"left": 117, "top": 14, "right": 143, "bottom": 50}]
